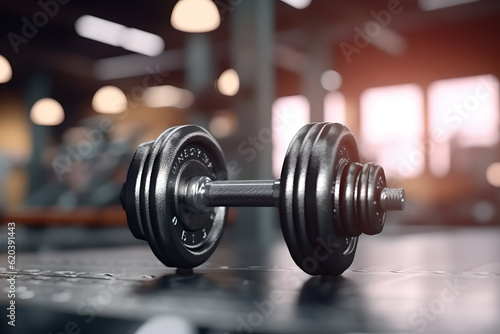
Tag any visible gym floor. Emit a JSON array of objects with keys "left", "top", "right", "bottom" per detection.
[{"left": 1, "top": 223, "right": 499, "bottom": 333}]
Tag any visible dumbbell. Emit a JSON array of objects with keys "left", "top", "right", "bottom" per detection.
[{"left": 120, "top": 122, "right": 404, "bottom": 276}]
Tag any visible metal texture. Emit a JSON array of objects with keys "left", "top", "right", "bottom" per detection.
[
  {"left": 381, "top": 187, "right": 405, "bottom": 211},
  {"left": 205, "top": 180, "right": 277, "bottom": 207},
  {"left": 121, "top": 125, "right": 228, "bottom": 269},
  {"left": 123, "top": 122, "right": 405, "bottom": 275},
  {"left": 278, "top": 123, "right": 359, "bottom": 275}
]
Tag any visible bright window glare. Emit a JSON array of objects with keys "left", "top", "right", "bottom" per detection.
[
  {"left": 75, "top": 15, "right": 164, "bottom": 57},
  {"left": 360, "top": 84, "right": 424, "bottom": 178},
  {"left": 272, "top": 95, "right": 310, "bottom": 177},
  {"left": 428, "top": 74, "right": 499, "bottom": 176},
  {"left": 324, "top": 91, "right": 346, "bottom": 125}
]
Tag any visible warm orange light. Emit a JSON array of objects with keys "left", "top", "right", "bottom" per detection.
[
  {"left": 171, "top": 0, "right": 220, "bottom": 33},
  {"left": 217, "top": 69, "right": 240, "bottom": 96},
  {"left": 30, "top": 98, "right": 65, "bottom": 126},
  {"left": 92, "top": 86, "right": 127, "bottom": 114},
  {"left": 0, "top": 55, "right": 12, "bottom": 83},
  {"left": 209, "top": 111, "right": 238, "bottom": 139},
  {"left": 144, "top": 85, "right": 194, "bottom": 109},
  {"left": 486, "top": 162, "right": 500, "bottom": 187}
]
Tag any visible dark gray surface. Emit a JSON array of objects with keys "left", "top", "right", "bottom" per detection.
[{"left": 1, "top": 225, "right": 499, "bottom": 333}]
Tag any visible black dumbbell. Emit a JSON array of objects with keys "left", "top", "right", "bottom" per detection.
[{"left": 120, "top": 122, "right": 404, "bottom": 276}]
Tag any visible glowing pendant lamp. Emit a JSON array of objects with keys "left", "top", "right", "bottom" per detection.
[{"left": 171, "top": 0, "right": 221, "bottom": 33}]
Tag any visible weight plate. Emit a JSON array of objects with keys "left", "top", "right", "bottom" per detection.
[
  {"left": 123, "top": 140, "right": 153, "bottom": 240},
  {"left": 307, "top": 123, "right": 360, "bottom": 275},
  {"left": 139, "top": 127, "right": 179, "bottom": 266},
  {"left": 361, "top": 163, "right": 386, "bottom": 235},
  {"left": 340, "top": 162, "right": 363, "bottom": 237},
  {"left": 293, "top": 123, "right": 327, "bottom": 273},
  {"left": 280, "top": 123, "right": 315, "bottom": 272},
  {"left": 140, "top": 125, "right": 227, "bottom": 268},
  {"left": 357, "top": 163, "right": 371, "bottom": 236}
]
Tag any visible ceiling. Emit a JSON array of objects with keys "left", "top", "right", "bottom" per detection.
[{"left": 1, "top": 0, "right": 500, "bottom": 107}]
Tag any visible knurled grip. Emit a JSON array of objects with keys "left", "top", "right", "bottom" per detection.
[{"left": 205, "top": 180, "right": 277, "bottom": 207}]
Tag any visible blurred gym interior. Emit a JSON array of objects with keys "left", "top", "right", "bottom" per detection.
[{"left": 0, "top": 0, "right": 499, "bottom": 333}]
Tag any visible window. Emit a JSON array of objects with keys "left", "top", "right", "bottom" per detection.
[
  {"left": 428, "top": 74, "right": 499, "bottom": 176},
  {"left": 360, "top": 84, "right": 424, "bottom": 178},
  {"left": 272, "top": 95, "right": 310, "bottom": 177},
  {"left": 324, "top": 91, "right": 346, "bottom": 125}
]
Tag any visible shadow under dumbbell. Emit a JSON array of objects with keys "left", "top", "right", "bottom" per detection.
[
  {"left": 135, "top": 271, "right": 219, "bottom": 294},
  {"left": 298, "top": 276, "right": 352, "bottom": 305}
]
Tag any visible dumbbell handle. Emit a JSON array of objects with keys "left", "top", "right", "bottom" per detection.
[{"left": 185, "top": 176, "right": 404, "bottom": 212}]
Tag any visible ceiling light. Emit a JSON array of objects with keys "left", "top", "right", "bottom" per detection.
[
  {"left": 0, "top": 55, "right": 12, "bottom": 83},
  {"left": 281, "top": 0, "right": 312, "bottom": 9},
  {"left": 320, "top": 70, "right": 342, "bottom": 91},
  {"left": 92, "top": 86, "right": 128, "bottom": 114},
  {"left": 145, "top": 85, "right": 194, "bottom": 109},
  {"left": 30, "top": 98, "right": 65, "bottom": 126},
  {"left": 371, "top": 28, "right": 407, "bottom": 56},
  {"left": 418, "top": 0, "right": 478, "bottom": 11},
  {"left": 171, "top": 0, "right": 221, "bottom": 33},
  {"left": 216, "top": 69, "right": 240, "bottom": 96},
  {"left": 486, "top": 162, "right": 500, "bottom": 187},
  {"left": 75, "top": 15, "right": 164, "bottom": 56}
]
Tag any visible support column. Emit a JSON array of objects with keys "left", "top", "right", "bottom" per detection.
[
  {"left": 25, "top": 72, "right": 51, "bottom": 196},
  {"left": 185, "top": 34, "right": 216, "bottom": 128},
  {"left": 229, "top": 0, "right": 276, "bottom": 245},
  {"left": 302, "top": 22, "right": 331, "bottom": 123}
]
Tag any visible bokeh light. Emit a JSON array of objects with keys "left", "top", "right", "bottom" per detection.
[
  {"left": 217, "top": 69, "right": 240, "bottom": 96},
  {"left": 486, "top": 162, "right": 500, "bottom": 187},
  {"left": 30, "top": 98, "right": 65, "bottom": 126},
  {"left": 171, "top": 0, "right": 221, "bottom": 33},
  {"left": 0, "top": 55, "right": 12, "bottom": 83},
  {"left": 92, "top": 86, "right": 128, "bottom": 114}
]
